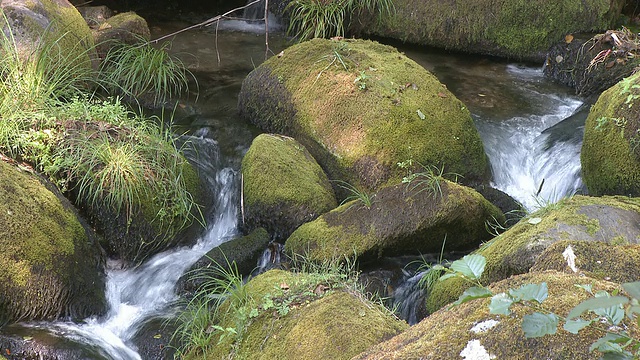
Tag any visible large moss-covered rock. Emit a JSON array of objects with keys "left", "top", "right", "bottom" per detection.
[
  {"left": 285, "top": 180, "right": 504, "bottom": 263},
  {"left": 427, "top": 195, "right": 640, "bottom": 313},
  {"left": 356, "top": 0, "right": 624, "bottom": 62},
  {"left": 0, "top": 0, "right": 95, "bottom": 66},
  {"left": 581, "top": 71, "right": 640, "bottom": 196},
  {"left": 238, "top": 39, "right": 488, "bottom": 196},
  {"left": 195, "top": 269, "right": 407, "bottom": 360},
  {"left": 356, "top": 271, "right": 639, "bottom": 359},
  {"left": 531, "top": 240, "right": 640, "bottom": 283},
  {"left": 242, "top": 134, "right": 337, "bottom": 239},
  {"left": 0, "top": 160, "right": 106, "bottom": 325}
]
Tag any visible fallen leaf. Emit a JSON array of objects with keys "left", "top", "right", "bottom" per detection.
[
  {"left": 98, "top": 22, "right": 112, "bottom": 31},
  {"left": 417, "top": 109, "right": 426, "bottom": 120},
  {"left": 314, "top": 284, "right": 330, "bottom": 295},
  {"left": 153, "top": 334, "right": 162, "bottom": 339},
  {"left": 277, "top": 51, "right": 284, "bottom": 58},
  {"left": 565, "top": 34, "right": 574, "bottom": 44},
  {"left": 478, "top": 93, "right": 486, "bottom": 97},
  {"left": 437, "top": 92, "right": 447, "bottom": 98},
  {"left": 528, "top": 217, "right": 542, "bottom": 225},
  {"left": 280, "top": 282, "right": 290, "bottom": 290}
]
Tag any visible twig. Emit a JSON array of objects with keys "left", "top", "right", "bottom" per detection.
[
  {"left": 264, "top": 0, "right": 270, "bottom": 60},
  {"left": 146, "top": 0, "right": 263, "bottom": 45}
]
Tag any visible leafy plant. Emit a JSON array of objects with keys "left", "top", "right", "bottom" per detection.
[
  {"left": 437, "top": 254, "right": 640, "bottom": 359},
  {"left": 99, "top": 40, "right": 195, "bottom": 107},
  {"left": 354, "top": 70, "right": 369, "bottom": 90},
  {"left": 397, "top": 159, "right": 460, "bottom": 199},
  {"left": 286, "top": 0, "right": 394, "bottom": 41}
]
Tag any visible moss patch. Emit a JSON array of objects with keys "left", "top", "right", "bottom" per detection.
[
  {"left": 357, "top": 271, "right": 639, "bottom": 359},
  {"left": 242, "top": 134, "right": 337, "bottom": 238},
  {"left": 194, "top": 269, "right": 407, "bottom": 360},
  {"left": 239, "top": 38, "right": 488, "bottom": 195},
  {"left": 0, "top": 160, "right": 106, "bottom": 324},
  {"left": 581, "top": 71, "right": 640, "bottom": 196},
  {"left": 427, "top": 195, "right": 640, "bottom": 312},
  {"left": 285, "top": 180, "right": 504, "bottom": 262},
  {"left": 359, "top": 0, "right": 624, "bottom": 61}
]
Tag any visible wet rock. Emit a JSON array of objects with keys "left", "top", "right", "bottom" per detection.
[
  {"left": 544, "top": 29, "right": 640, "bottom": 96},
  {"left": 351, "top": 0, "right": 624, "bottom": 62},
  {"left": 0, "top": 160, "right": 107, "bottom": 325},
  {"left": 427, "top": 195, "right": 640, "bottom": 312},
  {"left": 285, "top": 180, "right": 504, "bottom": 263},
  {"left": 356, "top": 271, "right": 639, "bottom": 360},
  {"left": 581, "top": 70, "right": 640, "bottom": 196},
  {"left": 176, "top": 228, "right": 271, "bottom": 298},
  {"left": 241, "top": 134, "right": 337, "bottom": 240}
]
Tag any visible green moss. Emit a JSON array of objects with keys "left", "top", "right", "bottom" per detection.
[
  {"left": 286, "top": 180, "right": 504, "bottom": 262},
  {"left": 363, "top": 0, "right": 623, "bottom": 60},
  {"left": 426, "top": 195, "right": 640, "bottom": 312},
  {"left": 242, "top": 134, "right": 336, "bottom": 212},
  {"left": 201, "top": 270, "right": 407, "bottom": 360},
  {"left": 359, "top": 272, "right": 638, "bottom": 359},
  {"left": 531, "top": 240, "right": 640, "bottom": 282},
  {"left": 240, "top": 39, "right": 488, "bottom": 194},
  {"left": 581, "top": 72, "right": 640, "bottom": 196}
]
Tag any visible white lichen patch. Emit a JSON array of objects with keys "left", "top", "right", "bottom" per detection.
[
  {"left": 470, "top": 319, "right": 499, "bottom": 334},
  {"left": 460, "top": 339, "right": 496, "bottom": 360}
]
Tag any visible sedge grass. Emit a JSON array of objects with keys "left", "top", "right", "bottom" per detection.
[{"left": 286, "top": 0, "right": 394, "bottom": 41}]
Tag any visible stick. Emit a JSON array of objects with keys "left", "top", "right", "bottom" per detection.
[{"left": 146, "top": 0, "right": 263, "bottom": 45}]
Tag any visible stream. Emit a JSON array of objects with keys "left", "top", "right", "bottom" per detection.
[{"left": 3, "top": 15, "right": 587, "bottom": 359}]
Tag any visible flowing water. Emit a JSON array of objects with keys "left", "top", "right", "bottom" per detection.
[{"left": 4, "top": 14, "right": 590, "bottom": 358}]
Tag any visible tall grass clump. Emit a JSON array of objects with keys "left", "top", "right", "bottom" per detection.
[
  {"left": 286, "top": 0, "right": 394, "bottom": 41},
  {"left": 0, "top": 23, "right": 97, "bottom": 115},
  {"left": 0, "top": 18, "right": 201, "bottom": 254},
  {"left": 99, "top": 40, "right": 194, "bottom": 107}
]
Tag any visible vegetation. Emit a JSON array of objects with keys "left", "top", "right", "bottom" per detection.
[
  {"left": 99, "top": 40, "right": 195, "bottom": 107},
  {"left": 0, "top": 19, "right": 201, "bottom": 254},
  {"left": 171, "top": 254, "right": 395, "bottom": 358},
  {"left": 286, "top": 0, "right": 394, "bottom": 41},
  {"left": 397, "top": 159, "right": 461, "bottom": 199},
  {"left": 439, "top": 254, "right": 640, "bottom": 359}
]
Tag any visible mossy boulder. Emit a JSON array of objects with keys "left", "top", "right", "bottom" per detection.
[
  {"left": 427, "top": 195, "right": 640, "bottom": 312},
  {"left": 93, "top": 11, "right": 150, "bottom": 60},
  {"left": 355, "top": 271, "right": 639, "bottom": 359},
  {"left": 355, "top": 0, "right": 624, "bottom": 62},
  {"left": 196, "top": 269, "right": 408, "bottom": 360},
  {"left": 544, "top": 30, "right": 640, "bottom": 96},
  {"left": 581, "top": 71, "right": 640, "bottom": 196},
  {"left": 83, "top": 154, "right": 203, "bottom": 264},
  {"left": 285, "top": 180, "right": 504, "bottom": 263},
  {"left": 531, "top": 240, "right": 640, "bottom": 283},
  {"left": 238, "top": 39, "right": 488, "bottom": 196},
  {"left": 242, "top": 134, "right": 337, "bottom": 239},
  {"left": 177, "top": 227, "right": 271, "bottom": 297},
  {"left": 0, "top": 0, "right": 95, "bottom": 66},
  {"left": 0, "top": 160, "right": 106, "bottom": 325}
]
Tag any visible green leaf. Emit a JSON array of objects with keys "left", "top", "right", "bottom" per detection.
[
  {"left": 590, "top": 333, "right": 629, "bottom": 352},
  {"left": 521, "top": 312, "right": 558, "bottom": 338},
  {"left": 438, "top": 273, "right": 458, "bottom": 282},
  {"left": 567, "top": 296, "right": 629, "bottom": 320},
  {"left": 563, "top": 318, "right": 592, "bottom": 334},
  {"left": 575, "top": 284, "right": 593, "bottom": 295},
  {"left": 489, "top": 293, "right": 513, "bottom": 315},
  {"left": 623, "top": 282, "right": 640, "bottom": 300},
  {"left": 249, "top": 307, "right": 259, "bottom": 318},
  {"left": 452, "top": 286, "right": 493, "bottom": 307},
  {"left": 600, "top": 352, "right": 634, "bottom": 360},
  {"left": 450, "top": 254, "right": 486, "bottom": 280},
  {"left": 509, "top": 283, "right": 548, "bottom": 303}
]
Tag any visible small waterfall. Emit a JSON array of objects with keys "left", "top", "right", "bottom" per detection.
[
  {"left": 20, "top": 130, "right": 239, "bottom": 359},
  {"left": 392, "top": 271, "right": 427, "bottom": 325},
  {"left": 475, "top": 65, "right": 585, "bottom": 210},
  {"left": 253, "top": 242, "right": 285, "bottom": 276},
  {"left": 214, "top": 0, "right": 281, "bottom": 32}
]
